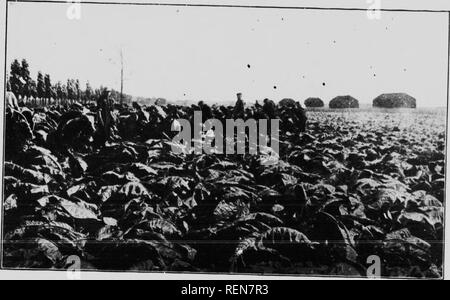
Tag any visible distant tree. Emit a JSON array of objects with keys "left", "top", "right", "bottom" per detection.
[
  {"left": 21, "top": 59, "right": 31, "bottom": 101},
  {"left": 94, "top": 86, "right": 105, "bottom": 102},
  {"left": 75, "top": 79, "right": 81, "bottom": 102},
  {"left": 6, "top": 75, "right": 11, "bottom": 92},
  {"left": 21, "top": 59, "right": 30, "bottom": 80},
  {"left": 61, "top": 84, "right": 68, "bottom": 104},
  {"left": 85, "top": 81, "right": 93, "bottom": 104},
  {"left": 10, "top": 59, "right": 23, "bottom": 97},
  {"left": 55, "top": 81, "right": 63, "bottom": 103},
  {"left": 51, "top": 86, "right": 57, "bottom": 102},
  {"left": 67, "top": 79, "right": 75, "bottom": 103},
  {"left": 80, "top": 90, "right": 86, "bottom": 103},
  {"left": 94, "top": 89, "right": 100, "bottom": 102},
  {"left": 29, "top": 79, "right": 37, "bottom": 100},
  {"left": 44, "top": 74, "right": 54, "bottom": 104},
  {"left": 37, "top": 72, "right": 45, "bottom": 102}
]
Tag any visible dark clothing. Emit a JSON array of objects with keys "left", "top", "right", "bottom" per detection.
[
  {"left": 233, "top": 99, "right": 245, "bottom": 119},
  {"left": 293, "top": 104, "right": 307, "bottom": 132},
  {"left": 263, "top": 100, "right": 277, "bottom": 119},
  {"left": 201, "top": 104, "right": 213, "bottom": 122},
  {"left": 95, "top": 93, "right": 116, "bottom": 146}
]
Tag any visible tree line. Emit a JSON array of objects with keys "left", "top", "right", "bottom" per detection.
[{"left": 6, "top": 58, "right": 133, "bottom": 106}]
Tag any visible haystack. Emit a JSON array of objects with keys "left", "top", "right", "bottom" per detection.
[
  {"left": 279, "top": 98, "right": 297, "bottom": 108},
  {"left": 329, "top": 95, "right": 359, "bottom": 109},
  {"left": 373, "top": 93, "right": 416, "bottom": 108},
  {"left": 304, "top": 97, "right": 324, "bottom": 108}
]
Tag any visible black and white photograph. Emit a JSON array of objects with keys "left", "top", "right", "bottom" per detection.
[{"left": 0, "top": 0, "right": 449, "bottom": 281}]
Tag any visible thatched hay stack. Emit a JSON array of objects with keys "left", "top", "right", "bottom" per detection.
[
  {"left": 304, "top": 97, "right": 324, "bottom": 108},
  {"left": 373, "top": 93, "right": 416, "bottom": 108},
  {"left": 329, "top": 95, "right": 359, "bottom": 109},
  {"left": 279, "top": 98, "right": 297, "bottom": 108}
]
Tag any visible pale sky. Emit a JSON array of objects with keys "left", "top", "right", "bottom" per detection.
[{"left": 6, "top": 2, "right": 449, "bottom": 106}]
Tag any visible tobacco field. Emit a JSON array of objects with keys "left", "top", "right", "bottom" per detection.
[{"left": 2, "top": 104, "right": 446, "bottom": 278}]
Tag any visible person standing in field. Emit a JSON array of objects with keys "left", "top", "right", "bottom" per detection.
[
  {"left": 198, "top": 101, "right": 213, "bottom": 123},
  {"left": 295, "top": 101, "right": 307, "bottom": 132},
  {"left": 95, "top": 89, "right": 116, "bottom": 146},
  {"left": 233, "top": 93, "right": 245, "bottom": 119},
  {"left": 263, "top": 98, "right": 277, "bottom": 119}
]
